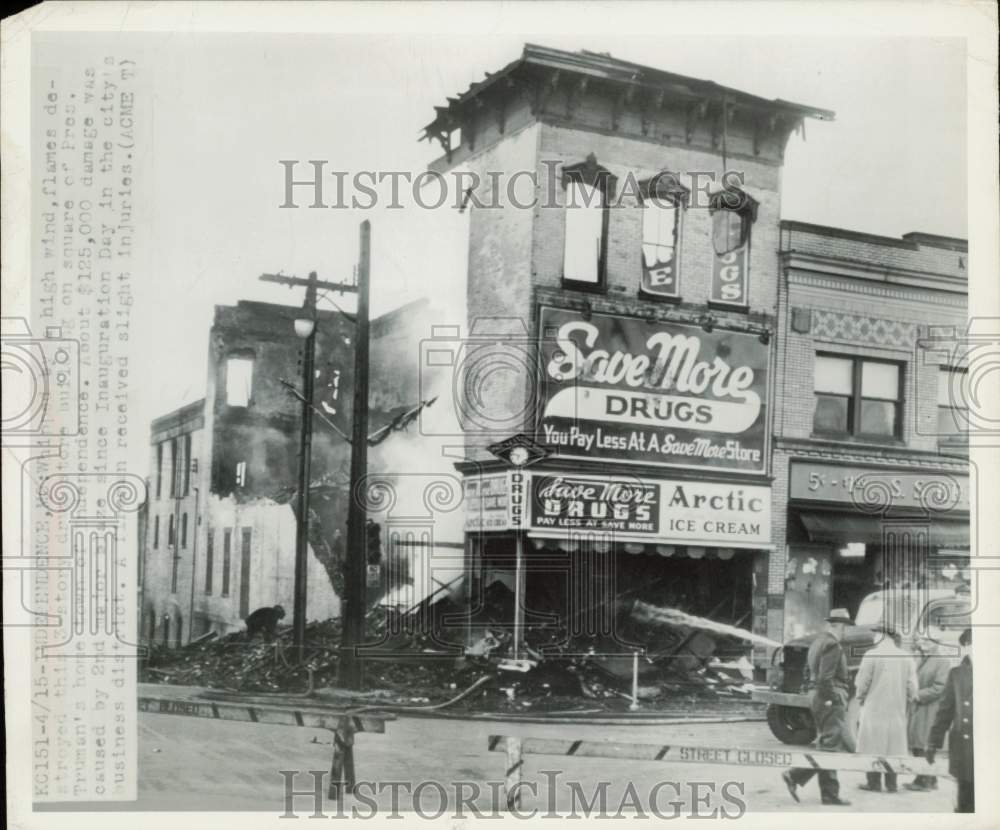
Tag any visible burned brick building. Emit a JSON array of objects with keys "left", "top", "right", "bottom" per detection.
[
  {"left": 140, "top": 298, "right": 436, "bottom": 644},
  {"left": 418, "top": 45, "right": 969, "bottom": 669},
  {"left": 418, "top": 44, "right": 834, "bottom": 661}
]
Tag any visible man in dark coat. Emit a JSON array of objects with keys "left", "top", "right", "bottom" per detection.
[
  {"left": 782, "top": 608, "right": 854, "bottom": 806},
  {"left": 926, "top": 627, "right": 974, "bottom": 812}
]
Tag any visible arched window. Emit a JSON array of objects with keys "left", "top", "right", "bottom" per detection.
[{"left": 562, "top": 154, "right": 615, "bottom": 289}]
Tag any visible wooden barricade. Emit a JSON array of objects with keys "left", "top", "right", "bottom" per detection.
[
  {"left": 138, "top": 683, "right": 394, "bottom": 800},
  {"left": 488, "top": 735, "right": 948, "bottom": 810}
]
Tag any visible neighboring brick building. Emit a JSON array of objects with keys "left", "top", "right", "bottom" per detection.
[
  {"left": 140, "top": 399, "right": 205, "bottom": 646},
  {"left": 420, "top": 44, "right": 834, "bottom": 656},
  {"left": 773, "top": 221, "right": 969, "bottom": 645}
]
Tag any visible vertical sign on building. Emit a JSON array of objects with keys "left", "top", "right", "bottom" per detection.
[{"left": 709, "top": 190, "right": 756, "bottom": 309}]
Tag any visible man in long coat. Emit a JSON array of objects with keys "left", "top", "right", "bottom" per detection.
[
  {"left": 905, "top": 636, "right": 951, "bottom": 791},
  {"left": 926, "top": 628, "right": 974, "bottom": 812},
  {"left": 855, "top": 626, "right": 918, "bottom": 792},
  {"left": 782, "top": 609, "right": 854, "bottom": 806}
]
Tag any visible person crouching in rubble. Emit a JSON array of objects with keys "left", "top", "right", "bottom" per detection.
[
  {"left": 905, "top": 633, "right": 951, "bottom": 791},
  {"left": 244, "top": 604, "right": 286, "bottom": 641},
  {"left": 782, "top": 608, "right": 854, "bottom": 806}
]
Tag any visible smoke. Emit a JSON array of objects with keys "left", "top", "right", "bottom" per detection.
[{"left": 366, "top": 200, "right": 470, "bottom": 601}]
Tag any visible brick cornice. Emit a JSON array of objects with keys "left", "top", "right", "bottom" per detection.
[
  {"left": 773, "top": 436, "right": 969, "bottom": 473},
  {"left": 785, "top": 260, "right": 967, "bottom": 304}
]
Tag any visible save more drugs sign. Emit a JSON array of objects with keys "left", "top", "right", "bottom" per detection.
[
  {"left": 538, "top": 307, "right": 769, "bottom": 473},
  {"left": 530, "top": 473, "right": 771, "bottom": 548}
]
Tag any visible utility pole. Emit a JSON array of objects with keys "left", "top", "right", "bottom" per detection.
[
  {"left": 339, "top": 220, "right": 370, "bottom": 690},
  {"left": 259, "top": 254, "right": 361, "bottom": 662},
  {"left": 294, "top": 273, "right": 317, "bottom": 662}
]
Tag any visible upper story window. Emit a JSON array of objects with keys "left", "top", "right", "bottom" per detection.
[
  {"left": 814, "top": 354, "right": 903, "bottom": 439},
  {"left": 225, "top": 357, "right": 254, "bottom": 407},
  {"left": 639, "top": 172, "right": 689, "bottom": 300},
  {"left": 155, "top": 443, "right": 164, "bottom": 499},
  {"left": 168, "top": 437, "right": 178, "bottom": 497},
  {"left": 937, "top": 367, "right": 969, "bottom": 439},
  {"left": 181, "top": 433, "right": 192, "bottom": 495},
  {"left": 708, "top": 187, "right": 758, "bottom": 309},
  {"left": 562, "top": 154, "right": 614, "bottom": 289}
]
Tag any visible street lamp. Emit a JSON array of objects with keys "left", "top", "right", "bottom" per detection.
[
  {"left": 294, "top": 317, "right": 316, "bottom": 339},
  {"left": 292, "top": 299, "right": 318, "bottom": 660}
]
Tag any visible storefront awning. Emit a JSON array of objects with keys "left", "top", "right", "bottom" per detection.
[{"left": 799, "top": 513, "right": 970, "bottom": 548}]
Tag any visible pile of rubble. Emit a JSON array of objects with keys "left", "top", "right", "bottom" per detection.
[{"left": 141, "top": 592, "right": 761, "bottom": 714}]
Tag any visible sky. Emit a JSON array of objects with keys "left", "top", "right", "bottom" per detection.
[{"left": 49, "top": 32, "right": 966, "bottom": 466}]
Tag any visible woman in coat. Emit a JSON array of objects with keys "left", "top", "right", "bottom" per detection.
[
  {"left": 905, "top": 637, "right": 951, "bottom": 791},
  {"left": 855, "top": 626, "right": 918, "bottom": 792}
]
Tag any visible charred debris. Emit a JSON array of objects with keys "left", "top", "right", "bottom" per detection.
[{"left": 142, "top": 578, "right": 760, "bottom": 714}]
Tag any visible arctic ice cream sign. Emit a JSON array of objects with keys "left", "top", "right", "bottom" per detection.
[{"left": 539, "top": 307, "right": 768, "bottom": 472}]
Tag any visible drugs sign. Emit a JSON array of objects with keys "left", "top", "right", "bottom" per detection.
[{"left": 538, "top": 307, "right": 769, "bottom": 473}]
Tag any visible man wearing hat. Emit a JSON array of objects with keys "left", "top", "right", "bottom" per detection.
[
  {"left": 782, "top": 608, "right": 855, "bottom": 806},
  {"left": 926, "top": 627, "right": 974, "bottom": 812},
  {"left": 855, "top": 623, "right": 918, "bottom": 792}
]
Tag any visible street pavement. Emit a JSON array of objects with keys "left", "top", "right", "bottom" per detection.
[{"left": 139, "top": 711, "right": 956, "bottom": 814}]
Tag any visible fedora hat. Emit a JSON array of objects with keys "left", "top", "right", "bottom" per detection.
[{"left": 825, "top": 608, "right": 853, "bottom": 625}]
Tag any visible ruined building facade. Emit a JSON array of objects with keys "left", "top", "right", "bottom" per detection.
[{"left": 140, "top": 299, "right": 429, "bottom": 644}]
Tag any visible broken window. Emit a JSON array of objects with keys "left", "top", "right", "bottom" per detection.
[
  {"left": 205, "top": 530, "right": 214, "bottom": 594},
  {"left": 155, "top": 443, "right": 163, "bottom": 499},
  {"left": 239, "top": 528, "right": 252, "bottom": 618},
  {"left": 182, "top": 433, "right": 192, "bottom": 495},
  {"left": 225, "top": 357, "right": 254, "bottom": 407},
  {"left": 168, "top": 438, "right": 178, "bottom": 497},
  {"left": 171, "top": 545, "right": 179, "bottom": 593},
  {"left": 562, "top": 155, "right": 614, "bottom": 288},
  {"left": 639, "top": 173, "right": 688, "bottom": 299},
  {"left": 222, "top": 529, "right": 232, "bottom": 596},
  {"left": 710, "top": 188, "right": 757, "bottom": 255}
]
